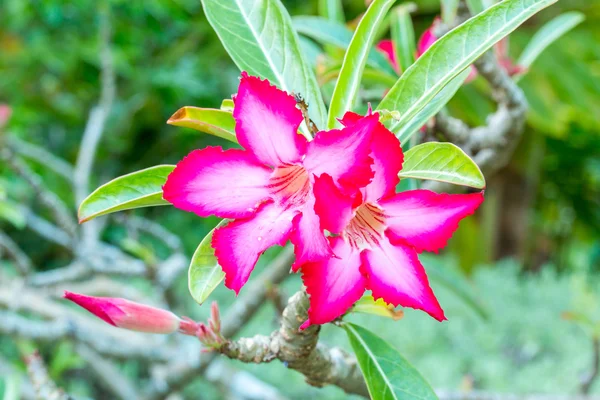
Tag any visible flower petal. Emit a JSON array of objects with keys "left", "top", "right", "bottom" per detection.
[
  {"left": 212, "top": 202, "right": 297, "bottom": 294},
  {"left": 376, "top": 39, "right": 399, "bottom": 73},
  {"left": 303, "top": 113, "right": 377, "bottom": 191},
  {"left": 163, "top": 147, "right": 272, "bottom": 219},
  {"left": 300, "top": 237, "right": 366, "bottom": 328},
  {"left": 234, "top": 72, "right": 306, "bottom": 166},
  {"left": 289, "top": 192, "right": 332, "bottom": 271},
  {"left": 313, "top": 173, "right": 357, "bottom": 234},
  {"left": 417, "top": 24, "right": 438, "bottom": 57},
  {"left": 362, "top": 236, "right": 445, "bottom": 321},
  {"left": 380, "top": 190, "right": 484, "bottom": 253},
  {"left": 340, "top": 112, "right": 403, "bottom": 202}
]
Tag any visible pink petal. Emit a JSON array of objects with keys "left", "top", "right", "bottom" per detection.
[
  {"left": 234, "top": 72, "right": 307, "bottom": 167},
  {"left": 289, "top": 192, "right": 332, "bottom": 271},
  {"left": 362, "top": 236, "right": 445, "bottom": 321},
  {"left": 313, "top": 173, "right": 357, "bottom": 234},
  {"left": 303, "top": 113, "right": 377, "bottom": 192},
  {"left": 300, "top": 237, "right": 366, "bottom": 328},
  {"left": 376, "top": 39, "right": 400, "bottom": 73},
  {"left": 212, "top": 202, "right": 298, "bottom": 294},
  {"left": 380, "top": 190, "right": 484, "bottom": 253},
  {"left": 64, "top": 291, "right": 122, "bottom": 326},
  {"left": 417, "top": 25, "right": 438, "bottom": 57},
  {"left": 465, "top": 66, "right": 478, "bottom": 83},
  {"left": 340, "top": 112, "right": 403, "bottom": 202},
  {"left": 163, "top": 147, "right": 272, "bottom": 219}
]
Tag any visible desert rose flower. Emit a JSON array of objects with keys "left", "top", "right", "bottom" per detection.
[
  {"left": 376, "top": 39, "right": 400, "bottom": 74},
  {"left": 63, "top": 291, "right": 187, "bottom": 334},
  {"left": 300, "top": 112, "right": 484, "bottom": 328},
  {"left": 163, "top": 72, "right": 377, "bottom": 294},
  {"left": 0, "top": 104, "right": 12, "bottom": 129}
]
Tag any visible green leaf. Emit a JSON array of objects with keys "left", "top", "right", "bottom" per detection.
[
  {"left": 377, "top": 0, "right": 559, "bottom": 128},
  {"left": 399, "top": 142, "right": 485, "bottom": 189},
  {"left": 464, "top": 0, "right": 487, "bottom": 15},
  {"left": 201, "top": 0, "right": 326, "bottom": 135},
  {"left": 220, "top": 99, "right": 235, "bottom": 112},
  {"left": 292, "top": 16, "right": 395, "bottom": 75},
  {"left": 327, "top": 0, "right": 397, "bottom": 128},
  {"left": 393, "top": 69, "right": 469, "bottom": 145},
  {"left": 343, "top": 323, "right": 438, "bottom": 400},
  {"left": 78, "top": 165, "right": 174, "bottom": 223},
  {"left": 168, "top": 106, "right": 237, "bottom": 143},
  {"left": 0, "top": 200, "right": 26, "bottom": 229},
  {"left": 441, "top": 0, "right": 460, "bottom": 24},
  {"left": 188, "top": 220, "right": 228, "bottom": 304},
  {"left": 318, "top": 0, "right": 345, "bottom": 23},
  {"left": 351, "top": 295, "right": 404, "bottom": 320},
  {"left": 517, "top": 11, "right": 585, "bottom": 70},
  {"left": 391, "top": 3, "right": 417, "bottom": 73}
]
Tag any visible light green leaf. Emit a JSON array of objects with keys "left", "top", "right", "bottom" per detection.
[
  {"left": 188, "top": 220, "right": 228, "bottom": 304},
  {"left": 220, "top": 99, "right": 235, "bottom": 112},
  {"left": 393, "top": 69, "right": 469, "bottom": 145},
  {"left": 78, "top": 165, "right": 174, "bottom": 223},
  {"left": 517, "top": 12, "right": 585, "bottom": 70},
  {"left": 391, "top": 3, "right": 417, "bottom": 73},
  {"left": 377, "top": 0, "right": 558, "bottom": 129},
  {"left": 201, "top": 0, "right": 326, "bottom": 135},
  {"left": 465, "top": 0, "right": 487, "bottom": 15},
  {"left": 399, "top": 142, "right": 485, "bottom": 189},
  {"left": 0, "top": 200, "right": 26, "bottom": 229},
  {"left": 292, "top": 16, "right": 395, "bottom": 75},
  {"left": 343, "top": 323, "right": 438, "bottom": 400},
  {"left": 299, "top": 36, "right": 323, "bottom": 68},
  {"left": 441, "top": 0, "right": 460, "bottom": 24},
  {"left": 318, "top": 0, "right": 345, "bottom": 23},
  {"left": 351, "top": 295, "right": 404, "bottom": 320},
  {"left": 327, "top": 0, "right": 397, "bottom": 128},
  {"left": 168, "top": 106, "right": 237, "bottom": 143}
]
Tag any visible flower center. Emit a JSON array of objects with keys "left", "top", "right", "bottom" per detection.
[
  {"left": 343, "top": 202, "right": 386, "bottom": 250},
  {"left": 268, "top": 164, "right": 311, "bottom": 209}
]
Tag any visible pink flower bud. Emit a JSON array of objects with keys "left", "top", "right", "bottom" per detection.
[
  {"left": 417, "top": 25, "right": 438, "bottom": 57},
  {"left": 63, "top": 291, "right": 181, "bottom": 334},
  {"left": 0, "top": 104, "right": 12, "bottom": 129}
]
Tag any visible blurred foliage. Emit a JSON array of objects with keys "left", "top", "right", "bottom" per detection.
[{"left": 0, "top": 0, "right": 599, "bottom": 398}]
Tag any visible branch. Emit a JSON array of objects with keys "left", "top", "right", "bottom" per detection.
[
  {"left": 24, "top": 350, "right": 72, "bottom": 400},
  {"left": 0, "top": 229, "right": 32, "bottom": 275},
  {"left": 437, "top": 392, "right": 593, "bottom": 400},
  {"left": 7, "top": 136, "right": 74, "bottom": 182},
  {"left": 580, "top": 337, "right": 600, "bottom": 394}
]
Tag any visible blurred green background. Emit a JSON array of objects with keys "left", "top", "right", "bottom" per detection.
[{"left": 1, "top": 0, "right": 599, "bottom": 398}]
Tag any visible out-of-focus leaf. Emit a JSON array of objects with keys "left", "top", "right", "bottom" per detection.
[
  {"left": 465, "top": 0, "right": 487, "bottom": 15},
  {"left": 320, "top": 66, "right": 398, "bottom": 87},
  {"left": 391, "top": 3, "right": 417, "bottom": 73},
  {"left": 78, "top": 165, "right": 174, "bottom": 223},
  {"left": 200, "top": 0, "right": 327, "bottom": 136},
  {"left": 517, "top": 12, "right": 585, "bottom": 70},
  {"left": 2, "top": 374, "right": 21, "bottom": 400},
  {"left": 0, "top": 200, "right": 26, "bottom": 229},
  {"left": 441, "top": 0, "right": 460, "bottom": 24},
  {"left": 400, "top": 142, "right": 486, "bottom": 189},
  {"left": 220, "top": 99, "right": 234, "bottom": 112},
  {"left": 318, "top": 0, "right": 345, "bottom": 23},
  {"left": 292, "top": 16, "right": 395, "bottom": 74},
  {"left": 392, "top": 69, "right": 469, "bottom": 145},
  {"left": 343, "top": 323, "right": 439, "bottom": 400},
  {"left": 377, "top": 0, "right": 559, "bottom": 129},
  {"left": 299, "top": 36, "right": 323, "bottom": 68},
  {"left": 327, "top": 0, "right": 396, "bottom": 128},
  {"left": 188, "top": 220, "right": 228, "bottom": 304},
  {"left": 120, "top": 238, "right": 157, "bottom": 265},
  {"left": 168, "top": 106, "right": 237, "bottom": 143},
  {"left": 351, "top": 295, "right": 404, "bottom": 320}
]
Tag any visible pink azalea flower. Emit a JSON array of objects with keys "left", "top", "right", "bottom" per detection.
[
  {"left": 64, "top": 291, "right": 185, "bottom": 334},
  {"left": 163, "top": 72, "right": 378, "bottom": 294},
  {"left": 299, "top": 112, "right": 484, "bottom": 328}
]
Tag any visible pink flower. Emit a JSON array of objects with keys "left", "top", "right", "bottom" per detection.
[
  {"left": 0, "top": 104, "right": 12, "bottom": 129},
  {"left": 64, "top": 291, "right": 182, "bottom": 334},
  {"left": 299, "top": 112, "right": 484, "bottom": 328},
  {"left": 376, "top": 39, "right": 400, "bottom": 74},
  {"left": 163, "top": 72, "right": 377, "bottom": 294}
]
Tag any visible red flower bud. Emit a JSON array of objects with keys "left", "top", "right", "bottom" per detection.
[{"left": 63, "top": 291, "right": 180, "bottom": 334}]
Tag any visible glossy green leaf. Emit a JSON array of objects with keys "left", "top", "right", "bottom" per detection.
[
  {"left": 399, "top": 142, "right": 485, "bottom": 189},
  {"left": 188, "top": 220, "right": 228, "bottom": 304},
  {"left": 351, "top": 295, "right": 404, "bottom": 320},
  {"left": 168, "top": 106, "right": 237, "bottom": 143},
  {"left": 393, "top": 69, "right": 469, "bottom": 145},
  {"left": 343, "top": 323, "right": 438, "bottom": 400},
  {"left": 327, "top": 0, "right": 396, "bottom": 128},
  {"left": 0, "top": 200, "right": 26, "bottom": 229},
  {"left": 292, "top": 16, "right": 395, "bottom": 75},
  {"left": 517, "top": 12, "right": 585, "bottom": 69},
  {"left": 318, "top": 0, "right": 344, "bottom": 23},
  {"left": 391, "top": 3, "right": 416, "bottom": 73},
  {"left": 78, "top": 165, "right": 174, "bottom": 223},
  {"left": 201, "top": 0, "right": 326, "bottom": 135},
  {"left": 220, "top": 99, "right": 234, "bottom": 112},
  {"left": 377, "top": 0, "right": 558, "bottom": 128}
]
